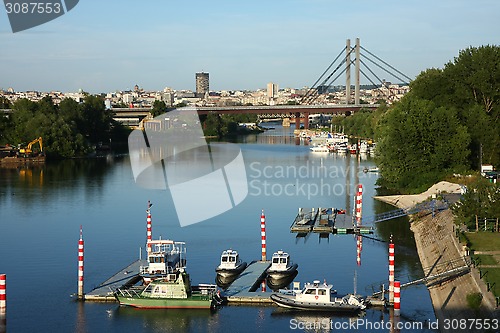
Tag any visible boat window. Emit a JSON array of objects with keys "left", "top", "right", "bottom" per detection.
[
  {"left": 153, "top": 286, "right": 160, "bottom": 294},
  {"left": 229, "top": 256, "right": 236, "bottom": 262},
  {"left": 280, "top": 258, "right": 287, "bottom": 264},
  {"left": 149, "top": 257, "right": 154, "bottom": 263},
  {"left": 304, "top": 289, "right": 316, "bottom": 295},
  {"left": 221, "top": 256, "right": 228, "bottom": 262},
  {"left": 318, "top": 289, "right": 326, "bottom": 295},
  {"left": 273, "top": 258, "right": 279, "bottom": 263}
]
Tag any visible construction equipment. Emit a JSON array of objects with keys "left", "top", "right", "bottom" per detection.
[{"left": 19, "top": 137, "right": 43, "bottom": 154}]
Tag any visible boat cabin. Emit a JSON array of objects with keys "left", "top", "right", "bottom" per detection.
[
  {"left": 270, "top": 250, "right": 291, "bottom": 271},
  {"left": 143, "top": 240, "right": 186, "bottom": 275},
  {"left": 296, "top": 280, "right": 334, "bottom": 303},
  {"left": 218, "top": 249, "right": 241, "bottom": 269}
]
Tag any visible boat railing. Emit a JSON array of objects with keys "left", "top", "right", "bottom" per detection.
[{"left": 116, "top": 287, "right": 141, "bottom": 298}]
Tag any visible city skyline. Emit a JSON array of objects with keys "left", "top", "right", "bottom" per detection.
[{"left": 1, "top": 0, "right": 499, "bottom": 93}]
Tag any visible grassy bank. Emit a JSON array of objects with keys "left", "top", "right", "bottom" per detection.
[{"left": 463, "top": 232, "right": 500, "bottom": 297}]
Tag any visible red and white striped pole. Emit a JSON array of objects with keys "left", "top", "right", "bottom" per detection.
[
  {"left": 146, "top": 201, "right": 152, "bottom": 253},
  {"left": 261, "top": 210, "right": 266, "bottom": 261},
  {"left": 77, "top": 226, "right": 84, "bottom": 300},
  {"left": 0, "top": 274, "right": 5, "bottom": 311},
  {"left": 356, "top": 235, "right": 362, "bottom": 266},
  {"left": 355, "top": 184, "right": 363, "bottom": 226},
  {"left": 389, "top": 235, "right": 395, "bottom": 304},
  {"left": 394, "top": 281, "right": 401, "bottom": 313}
]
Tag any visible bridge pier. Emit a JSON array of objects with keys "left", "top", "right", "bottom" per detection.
[
  {"left": 304, "top": 112, "right": 309, "bottom": 129},
  {"left": 295, "top": 112, "right": 300, "bottom": 129}
]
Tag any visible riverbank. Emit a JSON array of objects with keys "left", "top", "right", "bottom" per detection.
[{"left": 375, "top": 181, "right": 499, "bottom": 332}]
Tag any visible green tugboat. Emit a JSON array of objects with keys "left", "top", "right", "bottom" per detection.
[{"left": 115, "top": 269, "right": 218, "bottom": 309}]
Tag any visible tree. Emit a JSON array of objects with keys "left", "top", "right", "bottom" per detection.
[
  {"left": 376, "top": 96, "right": 470, "bottom": 192},
  {"left": 409, "top": 45, "right": 500, "bottom": 169},
  {"left": 151, "top": 100, "right": 167, "bottom": 118},
  {"left": 452, "top": 178, "right": 500, "bottom": 229}
]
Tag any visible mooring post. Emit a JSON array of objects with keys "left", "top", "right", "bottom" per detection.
[
  {"left": 146, "top": 201, "right": 153, "bottom": 253},
  {"left": 0, "top": 274, "right": 4, "bottom": 333},
  {"left": 394, "top": 281, "right": 401, "bottom": 314},
  {"left": 77, "top": 226, "right": 84, "bottom": 300},
  {"left": 389, "top": 235, "right": 395, "bottom": 304},
  {"left": 260, "top": 210, "right": 267, "bottom": 261}
]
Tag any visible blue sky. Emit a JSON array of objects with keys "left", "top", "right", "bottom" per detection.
[{"left": 1, "top": 0, "right": 499, "bottom": 93}]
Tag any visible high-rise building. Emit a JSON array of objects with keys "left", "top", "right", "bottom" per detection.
[
  {"left": 195, "top": 72, "right": 209, "bottom": 98},
  {"left": 267, "top": 82, "right": 278, "bottom": 98}
]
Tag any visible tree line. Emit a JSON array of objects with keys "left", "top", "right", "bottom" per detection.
[
  {"left": 334, "top": 45, "right": 500, "bottom": 193},
  {"left": 0, "top": 95, "right": 129, "bottom": 158}
]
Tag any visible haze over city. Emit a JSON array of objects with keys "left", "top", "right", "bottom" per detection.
[{"left": 1, "top": 0, "right": 499, "bottom": 93}]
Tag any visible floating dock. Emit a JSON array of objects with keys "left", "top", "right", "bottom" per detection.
[
  {"left": 291, "top": 208, "right": 373, "bottom": 235},
  {"left": 84, "top": 259, "right": 147, "bottom": 302},
  {"left": 290, "top": 208, "right": 318, "bottom": 233},
  {"left": 224, "top": 261, "right": 273, "bottom": 304}
]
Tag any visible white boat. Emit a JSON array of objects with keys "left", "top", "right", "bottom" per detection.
[
  {"left": 270, "top": 280, "right": 367, "bottom": 312},
  {"left": 336, "top": 144, "right": 348, "bottom": 154},
  {"left": 359, "top": 141, "right": 369, "bottom": 154},
  {"left": 215, "top": 249, "right": 247, "bottom": 279},
  {"left": 140, "top": 239, "right": 187, "bottom": 284},
  {"left": 266, "top": 250, "right": 298, "bottom": 290},
  {"left": 310, "top": 144, "right": 330, "bottom": 153}
]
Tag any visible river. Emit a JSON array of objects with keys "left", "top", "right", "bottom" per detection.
[{"left": 0, "top": 125, "right": 436, "bottom": 332}]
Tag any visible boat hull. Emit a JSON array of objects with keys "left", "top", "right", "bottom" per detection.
[
  {"left": 270, "top": 293, "right": 363, "bottom": 313},
  {"left": 116, "top": 294, "right": 212, "bottom": 309},
  {"left": 215, "top": 261, "right": 247, "bottom": 279},
  {"left": 266, "top": 264, "right": 298, "bottom": 291}
]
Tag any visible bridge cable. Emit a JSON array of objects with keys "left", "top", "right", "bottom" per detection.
[
  {"left": 300, "top": 46, "right": 347, "bottom": 104},
  {"left": 306, "top": 57, "right": 351, "bottom": 104},
  {"left": 360, "top": 52, "right": 410, "bottom": 86},
  {"left": 360, "top": 46, "right": 412, "bottom": 83},
  {"left": 359, "top": 58, "right": 399, "bottom": 100}
]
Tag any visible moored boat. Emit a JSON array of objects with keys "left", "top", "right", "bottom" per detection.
[
  {"left": 309, "top": 144, "right": 330, "bottom": 153},
  {"left": 215, "top": 249, "right": 246, "bottom": 278},
  {"left": 140, "top": 239, "right": 187, "bottom": 284},
  {"left": 270, "top": 280, "right": 367, "bottom": 312},
  {"left": 115, "top": 269, "right": 218, "bottom": 309},
  {"left": 266, "top": 250, "right": 298, "bottom": 291}
]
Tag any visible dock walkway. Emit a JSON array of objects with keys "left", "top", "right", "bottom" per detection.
[
  {"left": 85, "top": 259, "right": 147, "bottom": 302},
  {"left": 224, "top": 261, "right": 272, "bottom": 304}
]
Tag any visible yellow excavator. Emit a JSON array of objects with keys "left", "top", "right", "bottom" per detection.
[{"left": 19, "top": 137, "right": 43, "bottom": 155}]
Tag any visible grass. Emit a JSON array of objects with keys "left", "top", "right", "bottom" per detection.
[
  {"left": 483, "top": 268, "right": 500, "bottom": 297},
  {"left": 465, "top": 232, "right": 500, "bottom": 298},
  {"left": 465, "top": 232, "right": 500, "bottom": 252},
  {"left": 474, "top": 254, "right": 498, "bottom": 266}
]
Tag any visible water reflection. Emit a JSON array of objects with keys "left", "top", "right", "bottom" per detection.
[{"left": 114, "top": 307, "right": 220, "bottom": 333}]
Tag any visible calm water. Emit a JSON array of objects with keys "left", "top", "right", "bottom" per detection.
[{"left": 0, "top": 126, "right": 436, "bottom": 332}]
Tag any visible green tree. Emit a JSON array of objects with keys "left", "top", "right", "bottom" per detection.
[
  {"left": 151, "top": 100, "right": 167, "bottom": 118},
  {"left": 452, "top": 178, "right": 500, "bottom": 229},
  {"left": 409, "top": 45, "right": 500, "bottom": 169},
  {"left": 376, "top": 96, "right": 470, "bottom": 192}
]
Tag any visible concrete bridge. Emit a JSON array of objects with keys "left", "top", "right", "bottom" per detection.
[{"left": 113, "top": 104, "right": 378, "bottom": 128}]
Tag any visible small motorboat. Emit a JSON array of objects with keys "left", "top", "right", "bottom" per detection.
[
  {"left": 216, "top": 249, "right": 246, "bottom": 277},
  {"left": 266, "top": 250, "right": 298, "bottom": 290},
  {"left": 310, "top": 144, "right": 330, "bottom": 153},
  {"left": 270, "top": 280, "right": 367, "bottom": 313}
]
